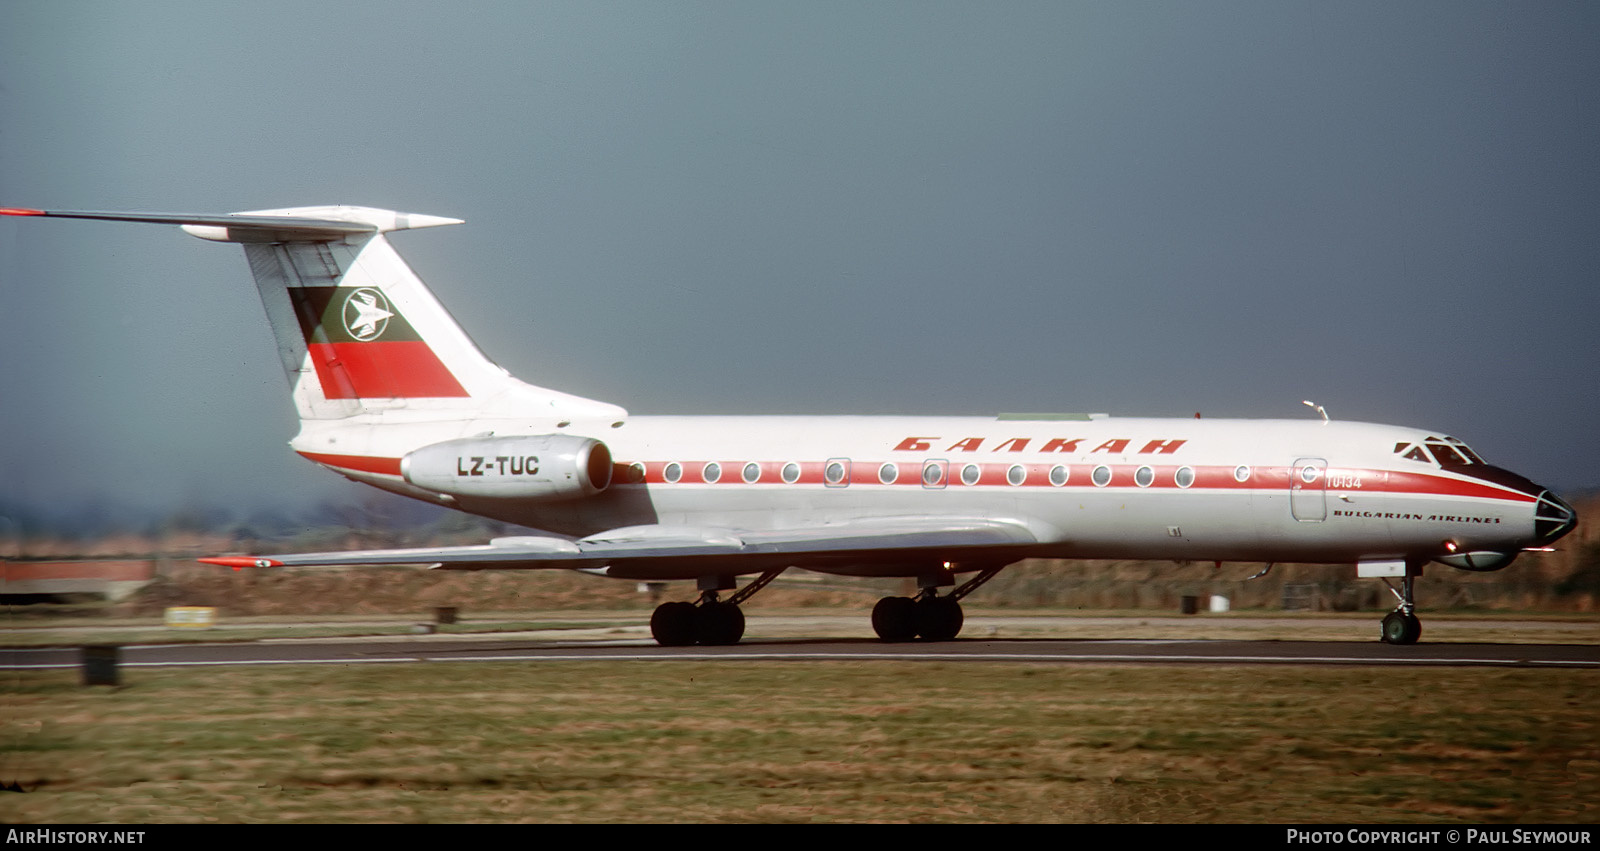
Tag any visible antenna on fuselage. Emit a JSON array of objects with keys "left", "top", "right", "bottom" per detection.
[{"left": 1301, "top": 400, "right": 1329, "bottom": 422}]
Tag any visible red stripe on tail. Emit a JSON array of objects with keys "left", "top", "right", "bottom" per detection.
[{"left": 307, "top": 341, "right": 469, "bottom": 399}]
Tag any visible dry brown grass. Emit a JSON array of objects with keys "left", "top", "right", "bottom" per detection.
[{"left": 4, "top": 662, "right": 1597, "bottom": 823}]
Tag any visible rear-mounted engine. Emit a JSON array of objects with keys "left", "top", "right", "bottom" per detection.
[{"left": 401, "top": 435, "right": 612, "bottom": 500}]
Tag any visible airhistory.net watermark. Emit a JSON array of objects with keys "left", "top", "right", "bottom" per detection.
[{"left": 5, "top": 831, "right": 145, "bottom": 845}]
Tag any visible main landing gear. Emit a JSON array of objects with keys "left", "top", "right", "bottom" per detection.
[
  {"left": 1379, "top": 573, "right": 1422, "bottom": 645},
  {"left": 870, "top": 565, "right": 1006, "bottom": 642},
  {"left": 649, "top": 569, "right": 784, "bottom": 647}
]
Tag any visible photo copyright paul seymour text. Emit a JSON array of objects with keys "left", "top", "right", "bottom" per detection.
[{"left": 1287, "top": 829, "right": 1592, "bottom": 845}]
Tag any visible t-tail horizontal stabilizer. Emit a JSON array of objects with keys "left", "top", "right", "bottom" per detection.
[
  {"left": 1, "top": 204, "right": 628, "bottom": 422},
  {"left": 0, "top": 206, "right": 461, "bottom": 242}
]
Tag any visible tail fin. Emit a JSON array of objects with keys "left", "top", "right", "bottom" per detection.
[{"left": 2, "top": 205, "right": 625, "bottom": 422}]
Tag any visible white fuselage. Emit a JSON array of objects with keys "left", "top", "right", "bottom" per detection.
[{"left": 294, "top": 413, "right": 1545, "bottom": 570}]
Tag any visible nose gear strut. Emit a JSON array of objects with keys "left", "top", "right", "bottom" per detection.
[{"left": 1379, "top": 574, "right": 1422, "bottom": 645}]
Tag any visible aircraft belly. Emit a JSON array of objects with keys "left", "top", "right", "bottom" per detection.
[
  {"left": 454, "top": 489, "right": 660, "bottom": 536},
  {"left": 597, "top": 549, "right": 1019, "bottom": 581},
  {"left": 1016, "top": 489, "right": 1257, "bottom": 560},
  {"left": 641, "top": 486, "right": 1020, "bottom": 533}
]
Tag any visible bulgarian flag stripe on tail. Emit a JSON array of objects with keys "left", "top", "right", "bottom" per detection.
[{"left": 288, "top": 286, "right": 468, "bottom": 399}]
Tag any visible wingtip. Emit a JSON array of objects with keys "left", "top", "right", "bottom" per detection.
[
  {"left": 198, "top": 556, "right": 282, "bottom": 569},
  {"left": 0, "top": 207, "right": 46, "bottom": 216}
]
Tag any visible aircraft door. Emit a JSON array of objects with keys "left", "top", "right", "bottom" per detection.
[{"left": 1290, "top": 458, "right": 1327, "bottom": 521}]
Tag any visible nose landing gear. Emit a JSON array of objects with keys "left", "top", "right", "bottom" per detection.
[
  {"left": 1378, "top": 573, "right": 1422, "bottom": 645},
  {"left": 1380, "top": 609, "right": 1422, "bottom": 645},
  {"left": 1359, "top": 559, "right": 1425, "bottom": 645}
]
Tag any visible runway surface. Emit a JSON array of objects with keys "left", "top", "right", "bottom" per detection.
[{"left": 8, "top": 632, "right": 1598, "bottom": 670}]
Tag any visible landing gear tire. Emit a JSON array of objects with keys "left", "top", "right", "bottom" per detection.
[
  {"left": 650, "top": 601, "right": 698, "bottom": 647},
  {"left": 651, "top": 600, "right": 745, "bottom": 646},
  {"left": 871, "top": 596, "right": 918, "bottom": 642},
  {"left": 872, "top": 595, "right": 964, "bottom": 642},
  {"left": 1380, "top": 611, "right": 1421, "bottom": 645},
  {"left": 915, "top": 595, "right": 964, "bottom": 641},
  {"left": 696, "top": 601, "right": 746, "bottom": 646},
  {"left": 1376, "top": 570, "right": 1424, "bottom": 646}
]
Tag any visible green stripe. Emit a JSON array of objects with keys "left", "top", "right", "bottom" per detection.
[{"left": 289, "top": 287, "right": 422, "bottom": 344}]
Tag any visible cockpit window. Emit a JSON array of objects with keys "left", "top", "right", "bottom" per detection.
[
  {"left": 1395, "top": 443, "right": 1431, "bottom": 463},
  {"left": 1396, "top": 439, "right": 1483, "bottom": 466},
  {"left": 1445, "top": 437, "right": 1485, "bottom": 464}
]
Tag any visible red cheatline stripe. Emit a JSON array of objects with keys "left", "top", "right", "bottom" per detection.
[
  {"left": 620, "top": 461, "right": 1535, "bottom": 501},
  {"left": 294, "top": 451, "right": 1535, "bottom": 505},
  {"left": 297, "top": 452, "right": 403, "bottom": 476},
  {"left": 1381, "top": 471, "right": 1535, "bottom": 503}
]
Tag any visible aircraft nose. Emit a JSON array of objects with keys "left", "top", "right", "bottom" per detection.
[{"left": 1533, "top": 490, "right": 1578, "bottom": 546}]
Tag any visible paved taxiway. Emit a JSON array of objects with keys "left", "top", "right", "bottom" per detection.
[{"left": 8, "top": 631, "right": 1597, "bottom": 670}]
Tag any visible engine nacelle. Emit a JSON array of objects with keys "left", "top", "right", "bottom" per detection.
[
  {"left": 401, "top": 435, "right": 612, "bottom": 501},
  {"left": 1434, "top": 550, "right": 1518, "bottom": 572}
]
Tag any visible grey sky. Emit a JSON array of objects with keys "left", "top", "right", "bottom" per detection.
[{"left": 2, "top": 1, "right": 1597, "bottom": 520}]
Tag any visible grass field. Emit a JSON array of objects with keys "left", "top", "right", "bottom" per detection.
[{"left": 4, "top": 660, "right": 1597, "bottom": 823}]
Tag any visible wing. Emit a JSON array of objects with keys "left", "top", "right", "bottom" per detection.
[{"left": 200, "top": 517, "right": 1041, "bottom": 579}]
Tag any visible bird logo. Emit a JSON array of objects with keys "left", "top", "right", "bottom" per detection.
[{"left": 342, "top": 288, "right": 394, "bottom": 341}]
